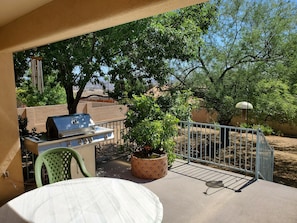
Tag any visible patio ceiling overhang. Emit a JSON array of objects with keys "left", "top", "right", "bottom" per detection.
[
  {"left": 0, "top": 0, "right": 207, "bottom": 53},
  {"left": 0, "top": 0, "right": 209, "bottom": 205}
]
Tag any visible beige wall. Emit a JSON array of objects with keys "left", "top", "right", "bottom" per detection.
[
  {"left": 0, "top": 53, "right": 24, "bottom": 205},
  {"left": 18, "top": 103, "right": 297, "bottom": 137},
  {"left": 192, "top": 108, "right": 218, "bottom": 123},
  {"left": 17, "top": 103, "right": 128, "bottom": 133},
  {"left": 231, "top": 115, "right": 297, "bottom": 137},
  {"left": 193, "top": 108, "right": 297, "bottom": 137}
]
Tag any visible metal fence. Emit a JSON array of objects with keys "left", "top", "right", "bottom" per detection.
[
  {"left": 175, "top": 120, "right": 274, "bottom": 181},
  {"left": 255, "top": 130, "right": 274, "bottom": 181},
  {"left": 96, "top": 119, "right": 274, "bottom": 181},
  {"left": 96, "top": 119, "right": 128, "bottom": 146}
]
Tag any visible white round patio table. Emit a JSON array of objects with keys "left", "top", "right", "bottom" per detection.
[{"left": 0, "top": 177, "right": 163, "bottom": 223}]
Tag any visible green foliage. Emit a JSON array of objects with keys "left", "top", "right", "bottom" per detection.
[
  {"left": 176, "top": 0, "right": 297, "bottom": 126},
  {"left": 253, "top": 79, "right": 297, "bottom": 122},
  {"left": 123, "top": 95, "right": 179, "bottom": 166},
  {"left": 126, "top": 115, "right": 178, "bottom": 150},
  {"left": 240, "top": 123, "right": 274, "bottom": 136},
  {"left": 14, "top": 0, "right": 297, "bottom": 130},
  {"left": 109, "top": 79, "right": 149, "bottom": 104},
  {"left": 239, "top": 123, "right": 251, "bottom": 129},
  {"left": 156, "top": 89, "right": 199, "bottom": 121},
  {"left": 102, "top": 4, "right": 216, "bottom": 101},
  {"left": 39, "top": 33, "right": 103, "bottom": 114},
  {"left": 16, "top": 76, "right": 66, "bottom": 107},
  {"left": 124, "top": 95, "right": 163, "bottom": 128},
  {"left": 13, "top": 51, "right": 31, "bottom": 87},
  {"left": 14, "top": 4, "right": 217, "bottom": 113},
  {"left": 254, "top": 125, "right": 274, "bottom": 136}
]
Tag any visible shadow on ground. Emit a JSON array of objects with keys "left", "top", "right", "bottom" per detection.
[{"left": 96, "top": 154, "right": 255, "bottom": 193}]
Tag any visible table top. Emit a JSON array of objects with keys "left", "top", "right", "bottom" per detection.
[{"left": 0, "top": 177, "right": 163, "bottom": 223}]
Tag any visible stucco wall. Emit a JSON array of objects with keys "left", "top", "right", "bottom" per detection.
[
  {"left": 192, "top": 108, "right": 297, "bottom": 137},
  {"left": 17, "top": 102, "right": 128, "bottom": 133},
  {"left": 22, "top": 103, "right": 292, "bottom": 137},
  {"left": 191, "top": 108, "right": 218, "bottom": 123},
  {"left": 0, "top": 53, "right": 24, "bottom": 205},
  {"left": 231, "top": 116, "right": 297, "bottom": 137}
]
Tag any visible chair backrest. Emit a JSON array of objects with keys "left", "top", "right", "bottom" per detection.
[{"left": 34, "top": 147, "right": 92, "bottom": 187}]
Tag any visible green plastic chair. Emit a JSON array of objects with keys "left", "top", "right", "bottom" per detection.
[{"left": 34, "top": 147, "right": 92, "bottom": 187}]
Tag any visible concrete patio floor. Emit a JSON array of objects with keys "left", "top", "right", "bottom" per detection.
[{"left": 97, "top": 157, "right": 297, "bottom": 223}]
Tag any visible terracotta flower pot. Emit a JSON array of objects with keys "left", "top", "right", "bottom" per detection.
[{"left": 131, "top": 153, "right": 168, "bottom": 179}]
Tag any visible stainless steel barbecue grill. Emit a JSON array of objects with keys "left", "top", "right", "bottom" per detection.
[
  {"left": 46, "top": 113, "right": 94, "bottom": 139},
  {"left": 24, "top": 113, "right": 114, "bottom": 177}
]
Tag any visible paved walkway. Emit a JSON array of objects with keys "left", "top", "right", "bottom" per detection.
[{"left": 97, "top": 157, "right": 297, "bottom": 223}]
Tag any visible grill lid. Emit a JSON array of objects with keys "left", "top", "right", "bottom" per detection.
[{"left": 46, "top": 113, "right": 94, "bottom": 139}]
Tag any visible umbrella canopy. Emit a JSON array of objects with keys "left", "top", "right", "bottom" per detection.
[{"left": 235, "top": 101, "right": 253, "bottom": 110}]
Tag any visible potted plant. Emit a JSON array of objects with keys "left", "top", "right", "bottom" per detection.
[{"left": 123, "top": 94, "right": 179, "bottom": 179}]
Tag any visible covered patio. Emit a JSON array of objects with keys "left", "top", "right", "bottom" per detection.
[
  {"left": 98, "top": 157, "right": 297, "bottom": 223},
  {"left": 1, "top": 2, "right": 297, "bottom": 222},
  {"left": 0, "top": 0, "right": 207, "bottom": 204}
]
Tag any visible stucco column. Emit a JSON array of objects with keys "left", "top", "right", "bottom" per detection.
[{"left": 0, "top": 52, "right": 24, "bottom": 205}]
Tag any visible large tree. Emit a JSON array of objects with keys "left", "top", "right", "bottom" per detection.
[
  {"left": 174, "top": 0, "right": 297, "bottom": 125},
  {"left": 253, "top": 79, "right": 297, "bottom": 123},
  {"left": 15, "top": 3, "right": 218, "bottom": 114}
]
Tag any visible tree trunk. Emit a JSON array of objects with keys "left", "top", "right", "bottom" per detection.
[
  {"left": 65, "top": 85, "right": 76, "bottom": 114},
  {"left": 219, "top": 118, "right": 232, "bottom": 148},
  {"left": 68, "top": 103, "right": 77, "bottom": 115},
  {"left": 220, "top": 128, "right": 230, "bottom": 148},
  {"left": 65, "top": 83, "right": 86, "bottom": 115}
]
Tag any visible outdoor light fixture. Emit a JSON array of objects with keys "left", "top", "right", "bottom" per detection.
[
  {"left": 235, "top": 101, "right": 253, "bottom": 123},
  {"left": 235, "top": 101, "right": 253, "bottom": 110}
]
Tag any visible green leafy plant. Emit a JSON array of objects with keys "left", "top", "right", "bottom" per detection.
[
  {"left": 16, "top": 75, "right": 66, "bottom": 107},
  {"left": 252, "top": 124, "right": 274, "bottom": 136},
  {"left": 240, "top": 123, "right": 274, "bottom": 136},
  {"left": 123, "top": 94, "right": 179, "bottom": 166},
  {"left": 240, "top": 123, "right": 252, "bottom": 129}
]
